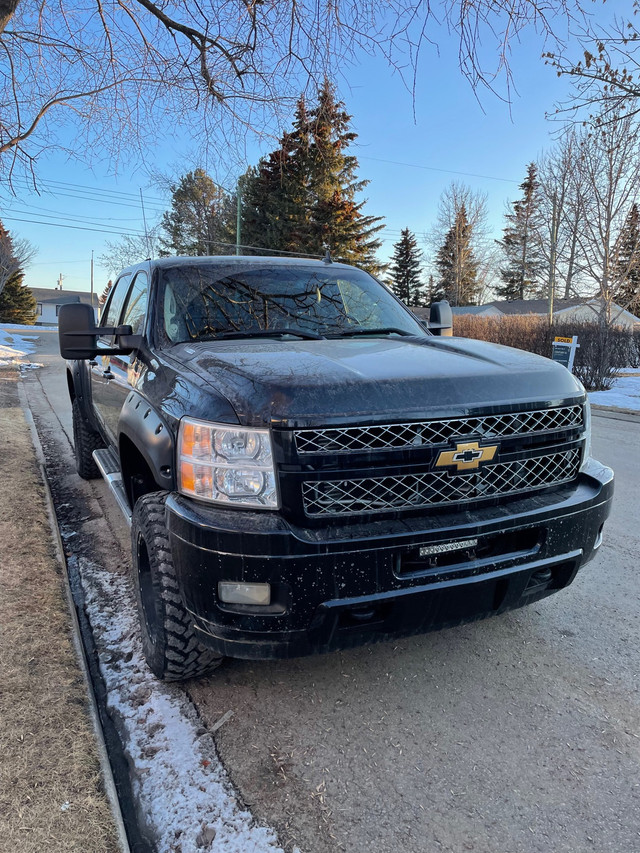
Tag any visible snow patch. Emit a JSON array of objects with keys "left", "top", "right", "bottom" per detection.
[
  {"left": 70, "top": 550, "right": 289, "bottom": 853},
  {"left": 589, "top": 373, "right": 640, "bottom": 412},
  {"left": 0, "top": 322, "right": 56, "bottom": 332},
  {"left": 0, "top": 341, "right": 30, "bottom": 367},
  {"left": 0, "top": 323, "right": 50, "bottom": 368}
]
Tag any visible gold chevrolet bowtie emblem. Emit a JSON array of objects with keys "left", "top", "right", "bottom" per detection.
[{"left": 435, "top": 441, "right": 498, "bottom": 472}]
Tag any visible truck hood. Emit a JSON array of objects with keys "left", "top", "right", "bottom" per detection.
[{"left": 170, "top": 336, "right": 585, "bottom": 427}]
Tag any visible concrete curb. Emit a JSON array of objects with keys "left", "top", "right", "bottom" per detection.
[
  {"left": 17, "top": 380, "right": 131, "bottom": 853},
  {"left": 591, "top": 404, "right": 640, "bottom": 422}
]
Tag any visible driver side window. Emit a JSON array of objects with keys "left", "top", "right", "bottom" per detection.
[
  {"left": 121, "top": 271, "right": 148, "bottom": 335},
  {"left": 101, "top": 274, "right": 131, "bottom": 335}
]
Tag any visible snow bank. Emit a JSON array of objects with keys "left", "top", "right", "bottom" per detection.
[
  {"left": 589, "top": 373, "right": 640, "bottom": 412},
  {"left": 0, "top": 323, "right": 49, "bottom": 368},
  {"left": 69, "top": 548, "right": 289, "bottom": 853},
  {"left": 0, "top": 322, "right": 56, "bottom": 332},
  {"left": 0, "top": 341, "right": 31, "bottom": 367}
]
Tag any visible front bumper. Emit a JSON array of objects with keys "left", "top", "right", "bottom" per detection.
[{"left": 167, "top": 458, "right": 614, "bottom": 659}]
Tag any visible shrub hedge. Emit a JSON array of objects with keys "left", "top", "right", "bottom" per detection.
[{"left": 452, "top": 315, "right": 640, "bottom": 390}]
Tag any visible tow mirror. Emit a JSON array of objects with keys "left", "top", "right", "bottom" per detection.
[
  {"left": 58, "top": 303, "right": 100, "bottom": 359},
  {"left": 428, "top": 300, "right": 453, "bottom": 336},
  {"left": 59, "top": 304, "right": 140, "bottom": 360}
]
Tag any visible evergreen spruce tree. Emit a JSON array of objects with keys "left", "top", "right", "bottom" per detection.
[
  {"left": 0, "top": 267, "right": 36, "bottom": 324},
  {"left": 159, "top": 169, "right": 234, "bottom": 256},
  {"left": 0, "top": 221, "right": 35, "bottom": 324},
  {"left": 435, "top": 205, "right": 479, "bottom": 306},
  {"left": 99, "top": 279, "right": 113, "bottom": 305},
  {"left": 497, "top": 163, "right": 544, "bottom": 300},
  {"left": 426, "top": 274, "right": 443, "bottom": 304},
  {"left": 388, "top": 228, "right": 424, "bottom": 305},
  {"left": 240, "top": 79, "right": 383, "bottom": 271},
  {"left": 240, "top": 102, "right": 311, "bottom": 255},
  {"left": 612, "top": 203, "right": 640, "bottom": 314}
]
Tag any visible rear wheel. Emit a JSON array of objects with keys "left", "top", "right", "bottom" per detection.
[
  {"left": 72, "top": 398, "right": 104, "bottom": 479},
  {"left": 131, "top": 491, "right": 224, "bottom": 681}
]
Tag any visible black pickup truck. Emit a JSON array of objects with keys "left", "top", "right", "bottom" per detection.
[{"left": 59, "top": 256, "right": 614, "bottom": 681}]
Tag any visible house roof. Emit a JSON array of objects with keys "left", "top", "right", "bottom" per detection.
[
  {"left": 451, "top": 305, "right": 502, "bottom": 316},
  {"left": 486, "top": 298, "right": 584, "bottom": 315},
  {"left": 486, "top": 297, "right": 640, "bottom": 323},
  {"left": 31, "top": 287, "right": 99, "bottom": 307}
]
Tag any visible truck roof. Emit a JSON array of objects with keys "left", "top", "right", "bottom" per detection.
[{"left": 121, "top": 255, "right": 358, "bottom": 275}]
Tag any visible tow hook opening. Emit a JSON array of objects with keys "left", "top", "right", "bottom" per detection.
[
  {"left": 525, "top": 567, "right": 553, "bottom": 595},
  {"left": 339, "top": 602, "right": 390, "bottom": 629},
  {"left": 524, "top": 560, "right": 576, "bottom": 596}
]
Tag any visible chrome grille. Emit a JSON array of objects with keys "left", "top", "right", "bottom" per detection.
[
  {"left": 294, "top": 406, "right": 583, "bottom": 454},
  {"left": 302, "top": 449, "right": 581, "bottom": 516}
]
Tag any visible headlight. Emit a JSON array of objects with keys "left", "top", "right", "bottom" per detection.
[{"left": 178, "top": 418, "right": 279, "bottom": 508}]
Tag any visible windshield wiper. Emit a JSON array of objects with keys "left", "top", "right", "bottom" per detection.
[
  {"left": 213, "top": 328, "right": 325, "bottom": 341},
  {"left": 327, "top": 327, "right": 415, "bottom": 338}
]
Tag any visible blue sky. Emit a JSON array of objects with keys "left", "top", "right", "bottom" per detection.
[{"left": 1, "top": 3, "right": 618, "bottom": 294}]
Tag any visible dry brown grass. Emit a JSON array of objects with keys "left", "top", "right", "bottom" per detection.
[{"left": 0, "top": 372, "right": 120, "bottom": 853}]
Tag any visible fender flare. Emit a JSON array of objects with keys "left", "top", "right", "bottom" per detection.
[
  {"left": 66, "top": 360, "right": 101, "bottom": 431},
  {"left": 118, "top": 391, "right": 175, "bottom": 491}
]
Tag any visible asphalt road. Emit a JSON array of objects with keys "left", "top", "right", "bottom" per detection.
[{"left": 20, "top": 329, "right": 640, "bottom": 853}]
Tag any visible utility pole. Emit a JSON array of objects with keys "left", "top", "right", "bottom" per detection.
[
  {"left": 140, "top": 188, "right": 152, "bottom": 258},
  {"left": 236, "top": 178, "right": 242, "bottom": 256},
  {"left": 547, "top": 194, "right": 558, "bottom": 327},
  {"left": 90, "top": 251, "right": 94, "bottom": 318},
  {"left": 57, "top": 273, "right": 64, "bottom": 290}
]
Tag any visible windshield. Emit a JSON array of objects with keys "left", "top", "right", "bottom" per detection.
[{"left": 159, "top": 262, "right": 425, "bottom": 343}]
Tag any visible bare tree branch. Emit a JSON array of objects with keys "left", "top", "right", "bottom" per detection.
[{"left": 0, "top": 0, "right": 591, "bottom": 185}]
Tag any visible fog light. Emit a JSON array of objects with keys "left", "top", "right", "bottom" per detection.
[{"left": 218, "top": 582, "right": 271, "bottom": 606}]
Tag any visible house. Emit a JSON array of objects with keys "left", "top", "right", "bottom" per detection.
[
  {"left": 451, "top": 305, "right": 503, "bottom": 318},
  {"left": 31, "top": 287, "right": 100, "bottom": 326},
  {"left": 413, "top": 297, "right": 640, "bottom": 329},
  {"left": 412, "top": 304, "right": 502, "bottom": 323},
  {"left": 486, "top": 298, "right": 640, "bottom": 329}
]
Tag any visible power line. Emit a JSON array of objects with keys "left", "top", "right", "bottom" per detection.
[
  {"left": 6, "top": 199, "right": 146, "bottom": 223},
  {"left": 5, "top": 175, "right": 168, "bottom": 205},
  {"left": 5, "top": 187, "right": 167, "bottom": 215},
  {"left": 4, "top": 179, "right": 168, "bottom": 215},
  {"left": 2, "top": 215, "right": 146, "bottom": 238},
  {"left": 358, "top": 155, "right": 519, "bottom": 185},
  {"left": 6, "top": 207, "right": 150, "bottom": 232}
]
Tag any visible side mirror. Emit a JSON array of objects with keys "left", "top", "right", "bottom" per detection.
[
  {"left": 429, "top": 300, "right": 453, "bottom": 336},
  {"left": 59, "top": 303, "right": 100, "bottom": 359},
  {"left": 59, "top": 304, "right": 140, "bottom": 360}
]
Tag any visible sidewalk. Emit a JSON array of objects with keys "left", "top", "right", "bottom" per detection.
[{"left": 0, "top": 368, "right": 123, "bottom": 853}]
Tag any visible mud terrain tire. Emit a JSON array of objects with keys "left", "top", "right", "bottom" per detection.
[
  {"left": 131, "top": 491, "right": 224, "bottom": 681},
  {"left": 72, "top": 398, "right": 104, "bottom": 479}
]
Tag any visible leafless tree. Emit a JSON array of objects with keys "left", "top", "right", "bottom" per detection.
[
  {"left": 1, "top": 0, "right": 590, "bottom": 185},
  {"left": 537, "top": 129, "right": 591, "bottom": 300},
  {"left": 574, "top": 116, "right": 640, "bottom": 322},
  {"left": 427, "top": 181, "right": 497, "bottom": 300},
  {"left": 99, "top": 227, "right": 161, "bottom": 277},
  {"left": 547, "top": 3, "right": 640, "bottom": 125}
]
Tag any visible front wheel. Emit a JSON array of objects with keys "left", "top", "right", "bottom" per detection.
[
  {"left": 72, "top": 398, "right": 104, "bottom": 479},
  {"left": 131, "top": 492, "right": 224, "bottom": 681}
]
